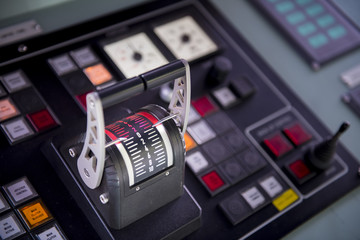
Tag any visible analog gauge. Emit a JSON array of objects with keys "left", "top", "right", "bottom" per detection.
[
  {"left": 103, "top": 32, "right": 168, "bottom": 78},
  {"left": 154, "top": 16, "right": 218, "bottom": 62}
]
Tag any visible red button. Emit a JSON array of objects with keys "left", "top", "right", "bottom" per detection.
[
  {"left": 192, "top": 96, "right": 218, "bottom": 117},
  {"left": 263, "top": 133, "right": 293, "bottom": 158},
  {"left": 283, "top": 123, "right": 312, "bottom": 146},
  {"left": 201, "top": 171, "right": 225, "bottom": 192},
  {"left": 27, "top": 109, "right": 57, "bottom": 132},
  {"left": 289, "top": 159, "right": 311, "bottom": 179},
  {"left": 76, "top": 91, "right": 92, "bottom": 111}
]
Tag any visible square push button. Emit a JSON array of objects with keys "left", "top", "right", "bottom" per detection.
[
  {"left": 287, "top": 159, "right": 315, "bottom": 184},
  {"left": 0, "top": 193, "right": 10, "bottom": 214},
  {"left": 34, "top": 223, "right": 67, "bottom": 240},
  {"left": 202, "top": 138, "right": 233, "bottom": 164},
  {"left": 283, "top": 123, "right": 312, "bottom": 146},
  {"left": 27, "top": 109, "right": 58, "bottom": 132},
  {"left": 259, "top": 175, "right": 283, "bottom": 198},
  {"left": 48, "top": 54, "right": 77, "bottom": 76},
  {"left": 263, "top": 133, "right": 293, "bottom": 158},
  {"left": 221, "top": 130, "right": 247, "bottom": 153},
  {"left": 0, "top": 98, "right": 20, "bottom": 122},
  {"left": 18, "top": 199, "right": 53, "bottom": 230},
  {"left": 191, "top": 95, "right": 218, "bottom": 117},
  {"left": 1, "top": 71, "right": 31, "bottom": 93},
  {"left": 219, "top": 193, "right": 252, "bottom": 225},
  {"left": 186, "top": 151, "right": 210, "bottom": 174},
  {"left": 241, "top": 186, "right": 266, "bottom": 210},
  {"left": 219, "top": 157, "right": 248, "bottom": 184},
  {"left": 3, "top": 177, "right": 38, "bottom": 206},
  {"left": 205, "top": 111, "right": 234, "bottom": 135},
  {"left": 0, "top": 212, "right": 26, "bottom": 240},
  {"left": 211, "top": 86, "right": 238, "bottom": 109},
  {"left": 70, "top": 47, "right": 98, "bottom": 68},
  {"left": 1, "top": 117, "right": 34, "bottom": 144},
  {"left": 188, "top": 106, "right": 201, "bottom": 125},
  {"left": 201, "top": 170, "right": 226, "bottom": 193},
  {"left": 187, "top": 120, "right": 216, "bottom": 145},
  {"left": 83, "top": 63, "right": 113, "bottom": 86},
  {"left": 237, "top": 150, "right": 267, "bottom": 174},
  {"left": 184, "top": 132, "right": 197, "bottom": 152}
]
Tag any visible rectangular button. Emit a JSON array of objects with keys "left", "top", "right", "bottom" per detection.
[
  {"left": 18, "top": 199, "right": 53, "bottom": 230},
  {"left": 12, "top": 88, "right": 46, "bottom": 114},
  {"left": 219, "top": 157, "right": 248, "bottom": 184},
  {"left": 241, "top": 186, "right": 266, "bottom": 210},
  {"left": 187, "top": 120, "right": 216, "bottom": 145},
  {"left": 287, "top": 159, "right": 316, "bottom": 184},
  {"left": 0, "top": 193, "right": 10, "bottom": 214},
  {"left": 1, "top": 117, "right": 34, "bottom": 143},
  {"left": 191, "top": 95, "right": 218, "bottom": 117},
  {"left": 202, "top": 138, "right": 233, "bottom": 164},
  {"left": 201, "top": 170, "right": 226, "bottom": 192},
  {"left": 186, "top": 151, "right": 210, "bottom": 174},
  {"left": 211, "top": 86, "right": 238, "bottom": 109},
  {"left": 0, "top": 98, "right": 20, "bottom": 122},
  {"left": 1, "top": 71, "right": 31, "bottom": 93},
  {"left": 3, "top": 177, "right": 38, "bottom": 206},
  {"left": 34, "top": 223, "right": 67, "bottom": 240},
  {"left": 272, "top": 189, "right": 299, "bottom": 211},
  {"left": 205, "top": 111, "right": 234, "bottom": 135},
  {"left": 70, "top": 47, "right": 98, "bottom": 67},
  {"left": 0, "top": 212, "right": 26, "bottom": 240},
  {"left": 48, "top": 54, "right": 77, "bottom": 76},
  {"left": 283, "top": 123, "right": 312, "bottom": 146},
  {"left": 236, "top": 150, "right": 267, "bottom": 174},
  {"left": 184, "top": 132, "right": 197, "bottom": 152},
  {"left": 188, "top": 106, "right": 201, "bottom": 124},
  {"left": 263, "top": 133, "right": 293, "bottom": 158},
  {"left": 219, "top": 193, "right": 252, "bottom": 225},
  {"left": 27, "top": 109, "right": 58, "bottom": 132},
  {"left": 259, "top": 175, "right": 283, "bottom": 198},
  {"left": 83, "top": 63, "right": 113, "bottom": 86}
]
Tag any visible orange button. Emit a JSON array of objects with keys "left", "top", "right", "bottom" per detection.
[
  {"left": 19, "top": 199, "right": 52, "bottom": 229},
  {"left": 83, "top": 63, "right": 112, "bottom": 86},
  {"left": 184, "top": 132, "right": 197, "bottom": 151},
  {"left": 0, "top": 98, "right": 19, "bottom": 121}
]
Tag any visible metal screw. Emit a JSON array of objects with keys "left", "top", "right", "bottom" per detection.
[
  {"left": 69, "top": 148, "right": 77, "bottom": 158},
  {"left": 165, "top": 171, "right": 170, "bottom": 176},
  {"left": 136, "top": 186, "right": 140, "bottom": 191},
  {"left": 18, "top": 44, "right": 28, "bottom": 53},
  {"left": 100, "top": 193, "right": 109, "bottom": 204},
  {"left": 84, "top": 168, "right": 90, "bottom": 178}
]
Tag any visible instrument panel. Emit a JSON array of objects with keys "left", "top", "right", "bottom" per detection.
[{"left": 0, "top": 0, "right": 359, "bottom": 239}]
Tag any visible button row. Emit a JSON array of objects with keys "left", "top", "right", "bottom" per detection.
[
  {"left": 48, "top": 47, "right": 115, "bottom": 111},
  {"left": 263, "top": 122, "right": 312, "bottom": 158},
  {"left": 0, "top": 177, "right": 67, "bottom": 240},
  {"left": 0, "top": 71, "right": 59, "bottom": 144}
]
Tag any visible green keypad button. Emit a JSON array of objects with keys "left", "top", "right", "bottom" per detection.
[
  {"left": 286, "top": 11, "right": 306, "bottom": 25},
  {"left": 295, "top": 0, "right": 312, "bottom": 6},
  {"left": 298, "top": 22, "right": 317, "bottom": 36},
  {"left": 275, "top": 1, "right": 295, "bottom": 13},
  {"left": 306, "top": 4, "right": 324, "bottom": 17},
  {"left": 328, "top": 25, "right": 347, "bottom": 39},
  {"left": 316, "top": 15, "right": 335, "bottom": 28},
  {"left": 308, "top": 33, "right": 328, "bottom": 48}
]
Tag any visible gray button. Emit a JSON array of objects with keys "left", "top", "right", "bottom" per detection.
[{"left": 0, "top": 70, "right": 31, "bottom": 93}]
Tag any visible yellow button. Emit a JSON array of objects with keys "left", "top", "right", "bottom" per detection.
[
  {"left": 184, "top": 132, "right": 197, "bottom": 151},
  {"left": 272, "top": 188, "right": 299, "bottom": 211},
  {"left": 84, "top": 63, "right": 112, "bottom": 86},
  {"left": 19, "top": 199, "right": 52, "bottom": 229}
]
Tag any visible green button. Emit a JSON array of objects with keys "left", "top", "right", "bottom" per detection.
[
  {"left": 328, "top": 25, "right": 347, "bottom": 39},
  {"left": 296, "top": 0, "right": 312, "bottom": 6},
  {"left": 306, "top": 4, "right": 324, "bottom": 17},
  {"left": 275, "top": 1, "right": 295, "bottom": 13},
  {"left": 308, "top": 33, "right": 328, "bottom": 48},
  {"left": 286, "top": 11, "right": 306, "bottom": 25},
  {"left": 298, "top": 22, "right": 317, "bottom": 36},
  {"left": 316, "top": 15, "right": 335, "bottom": 28}
]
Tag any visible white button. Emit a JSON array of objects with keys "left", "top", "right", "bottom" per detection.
[
  {"left": 1, "top": 117, "right": 34, "bottom": 143},
  {"left": 37, "top": 224, "right": 66, "bottom": 240},
  {"left": 187, "top": 120, "right": 216, "bottom": 144},
  {"left": 186, "top": 151, "right": 209, "bottom": 173},
  {"left": 241, "top": 186, "right": 265, "bottom": 209},
  {"left": 0, "top": 194, "right": 10, "bottom": 214},
  {"left": 48, "top": 55, "right": 77, "bottom": 76},
  {"left": 1, "top": 70, "right": 31, "bottom": 93},
  {"left": 212, "top": 87, "right": 237, "bottom": 108},
  {"left": 4, "top": 177, "right": 37, "bottom": 205},
  {"left": 188, "top": 106, "right": 201, "bottom": 124},
  {"left": 70, "top": 47, "right": 98, "bottom": 67},
  {"left": 259, "top": 176, "right": 283, "bottom": 198},
  {"left": 0, "top": 213, "right": 25, "bottom": 240}
]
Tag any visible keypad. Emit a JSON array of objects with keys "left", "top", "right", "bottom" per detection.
[
  {"left": 0, "top": 177, "right": 67, "bottom": 239},
  {"left": 254, "top": 0, "right": 360, "bottom": 68},
  {"left": 0, "top": 71, "right": 59, "bottom": 144}
]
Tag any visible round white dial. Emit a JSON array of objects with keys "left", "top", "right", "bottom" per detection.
[
  {"left": 103, "top": 32, "right": 168, "bottom": 78},
  {"left": 154, "top": 16, "right": 218, "bottom": 62}
]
